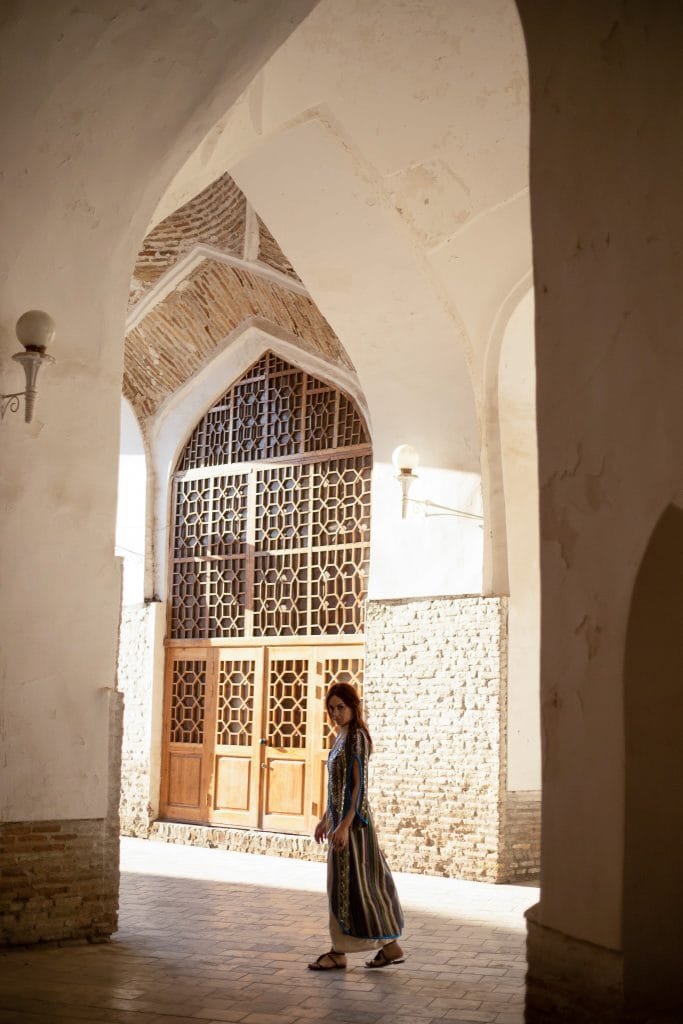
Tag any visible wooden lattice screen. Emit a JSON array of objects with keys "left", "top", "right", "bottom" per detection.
[{"left": 169, "top": 352, "right": 372, "bottom": 641}]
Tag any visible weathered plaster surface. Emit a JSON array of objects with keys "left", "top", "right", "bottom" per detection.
[
  {"left": 498, "top": 290, "right": 540, "bottom": 791},
  {"left": 519, "top": 0, "right": 683, "bottom": 966},
  {"left": 0, "top": 0, "right": 318, "bottom": 823}
]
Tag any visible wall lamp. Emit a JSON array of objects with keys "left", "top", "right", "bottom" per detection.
[
  {"left": 1, "top": 310, "right": 56, "bottom": 423},
  {"left": 392, "top": 444, "right": 484, "bottom": 524}
]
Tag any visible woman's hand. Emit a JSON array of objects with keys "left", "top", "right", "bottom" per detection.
[
  {"left": 314, "top": 818, "right": 327, "bottom": 844},
  {"left": 330, "top": 821, "right": 350, "bottom": 851}
]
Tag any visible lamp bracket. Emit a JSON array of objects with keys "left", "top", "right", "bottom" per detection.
[
  {"left": 1, "top": 350, "right": 55, "bottom": 423},
  {"left": 0, "top": 392, "right": 25, "bottom": 420}
]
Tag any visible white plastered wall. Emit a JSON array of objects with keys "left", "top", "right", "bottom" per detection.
[
  {"left": 116, "top": 399, "right": 147, "bottom": 607},
  {"left": 498, "top": 289, "right": 540, "bottom": 791},
  {"left": 0, "top": 0, "right": 318, "bottom": 823},
  {"left": 146, "top": 320, "right": 484, "bottom": 605},
  {"left": 154, "top": 0, "right": 531, "bottom": 600}
]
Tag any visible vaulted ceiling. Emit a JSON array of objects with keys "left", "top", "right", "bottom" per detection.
[{"left": 124, "top": 174, "right": 352, "bottom": 421}]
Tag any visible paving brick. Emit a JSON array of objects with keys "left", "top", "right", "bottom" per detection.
[{"left": 0, "top": 838, "right": 535, "bottom": 1024}]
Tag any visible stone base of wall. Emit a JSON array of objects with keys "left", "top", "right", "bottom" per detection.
[
  {"left": 0, "top": 819, "right": 119, "bottom": 947},
  {"left": 526, "top": 908, "right": 625, "bottom": 1023},
  {"left": 500, "top": 790, "right": 541, "bottom": 882},
  {"left": 149, "top": 820, "right": 326, "bottom": 862}
]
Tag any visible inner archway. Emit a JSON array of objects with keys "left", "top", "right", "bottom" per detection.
[
  {"left": 161, "top": 350, "right": 371, "bottom": 834},
  {"left": 623, "top": 503, "right": 683, "bottom": 1016}
]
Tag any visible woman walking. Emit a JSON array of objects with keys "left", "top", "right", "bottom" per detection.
[{"left": 308, "top": 681, "right": 405, "bottom": 971}]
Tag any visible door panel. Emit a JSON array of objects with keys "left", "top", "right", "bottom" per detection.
[
  {"left": 261, "top": 650, "right": 313, "bottom": 833},
  {"left": 161, "top": 642, "right": 364, "bottom": 834},
  {"left": 161, "top": 650, "right": 214, "bottom": 822},
  {"left": 167, "top": 752, "right": 203, "bottom": 807},
  {"left": 266, "top": 758, "right": 306, "bottom": 816},
  {"left": 208, "top": 648, "right": 263, "bottom": 827},
  {"left": 214, "top": 756, "right": 252, "bottom": 811},
  {"left": 313, "top": 647, "right": 365, "bottom": 829}
]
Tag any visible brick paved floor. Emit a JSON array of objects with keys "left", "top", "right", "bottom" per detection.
[{"left": 0, "top": 838, "right": 537, "bottom": 1024}]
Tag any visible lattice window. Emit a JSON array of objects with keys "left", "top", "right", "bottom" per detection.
[
  {"left": 310, "top": 456, "right": 371, "bottom": 547},
  {"left": 171, "top": 562, "right": 207, "bottom": 639},
  {"left": 170, "top": 659, "right": 207, "bottom": 743},
  {"left": 232, "top": 377, "right": 266, "bottom": 463},
  {"left": 204, "top": 403, "right": 233, "bottom": 466},
  {"left": 216, "top": 661, "right": 255, "bottom": 746},
  {"left": 174, "top": 479, "right": 211, "bottom": 560},
  {"left": 304, "top": 383, "right": 337, "bottom": 451},
  {"left": 268, "top": 659, "right": 308, "bottom": 748},
  {"left": 266, "top": 369, "right": 303, "bottom": 459},
  {"left": 323, "top": 658, "right": 364, "bottom": 749},
  {"left": 310, "top": 545, "right": 369, "bottom": 635},
  {"left": 170, "top": 352, "right": 371, "bottom": 640},
  {"left": 337, "top": 394, "right": 366, "bottom": 448},
  {"left": 211, "top": 476, "right": 248, "bottom": 556},
  {"left": 255, "top": 464, "right": 308, "bottom": 548},
  {"left": 208, "top": 562, "right": 247, "bottom": 637},
  {"left": 254, "top": 551, "right": 308, "bottom": 636}
]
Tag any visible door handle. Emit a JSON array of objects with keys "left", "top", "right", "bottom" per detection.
[
  {"left": 260, "top": 762, "right": 273, "bottom": 770},
  {"left": 259, "top": 738, "right": 268, "bottom": 745}
]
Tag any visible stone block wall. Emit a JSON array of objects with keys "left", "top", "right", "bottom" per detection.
[{"left": 149, "top": 820, "right": 326, "bottom": 862}]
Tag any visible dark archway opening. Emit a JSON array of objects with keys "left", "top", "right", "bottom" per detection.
[{"left": 623, "top": 503, "right": 683, "bottom": 1016}]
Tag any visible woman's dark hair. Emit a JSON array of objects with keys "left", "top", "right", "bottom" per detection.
[{"left": 325, "top": 682, "right": 373, "bottom": 753}]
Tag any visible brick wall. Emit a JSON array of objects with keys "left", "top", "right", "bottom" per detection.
[
  {"left": 0, "top": 691, "right": 123, "bottom": 947},
  {"left": 363, "top": 596, "right": 508, "bottom": 880},
  {"left": 500, "top": 790, "right": 541, "bottom": 882},
  {"left": 119, "top": 594, "right": 540, "bottom": 881},
  {"left": 0, "top": 821, "right": 117, "bottom": 946}
]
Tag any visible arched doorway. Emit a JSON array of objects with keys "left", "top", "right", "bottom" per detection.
[{"left": 160, "top": 350, "right": 371, "bottom": 835}]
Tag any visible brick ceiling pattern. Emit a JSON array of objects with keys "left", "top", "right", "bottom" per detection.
[
  {"left": 124, "top": 260, "right": 352, "bottom": 419},
  {"left": 130, "top": 175, "right": 247, "bottom": 307},
  {"left": 256, "top": 217, "right": 299, "bottom": 280},
  {"left": 124, "top": 174, "right": 350, "bottom": 421}
]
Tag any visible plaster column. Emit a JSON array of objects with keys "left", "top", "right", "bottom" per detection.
[
  {"left": 0, "top": 0, "right": 316, "bottom": 947},
  {"left": 517, "top": 2, "right": 683, "bottom": 1019}
]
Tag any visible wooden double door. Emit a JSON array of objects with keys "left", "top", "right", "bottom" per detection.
[{"left": 160, "top": 642, "right": 363, "bottom": 835}]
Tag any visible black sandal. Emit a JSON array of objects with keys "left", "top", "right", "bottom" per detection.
[
  {"left": 308, "top": 951, "right": 347, "bottom": 971},
  {"left": 365, "top": 942, "right": 405, "bottom": 969}
]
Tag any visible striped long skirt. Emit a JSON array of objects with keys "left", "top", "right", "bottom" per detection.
[{"left": 328, "top": 814, "right": 404, "bottom": 952}]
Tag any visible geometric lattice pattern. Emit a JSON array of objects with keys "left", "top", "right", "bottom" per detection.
[
  {"left": 207, "top": 561, "right": 247, "bottom": 637},
  {"left": 268, "top": 659, "right": 308, "bottom": 749},
  {"left": 310, "top": 456, "right": 371, "bottom": 547},
  {"left": 254, "top": 551, "right": 308, "bottom": 637},
  {"left": 310, "top": 545, "right": 369, "bottom": 635},
  {"left": 178, "top": 352, "right": 368, "bottom": 470},
  {"left": 255, "top": 464, "right": 308, "bottom": 548},
  {"left": 323, "top": 658, "right": 364, "bottom": 749},
  {"left": 170, "top": 659, "right": 206, "bottom": 744},
  {"left": 170, "top": 351, "right": 371, "bottom": 641},
  {"left": 216, "top": 660, "right": 255, "bottom": 746}
]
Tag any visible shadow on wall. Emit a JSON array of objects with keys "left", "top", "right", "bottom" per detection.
[{"left": 623, "top": 503, "right": 683, "bottom": 1018}]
